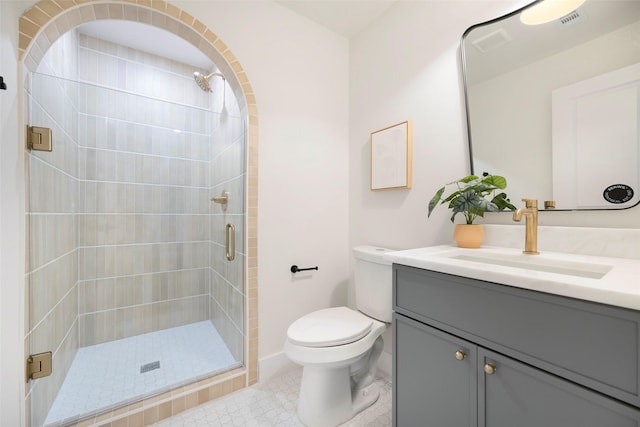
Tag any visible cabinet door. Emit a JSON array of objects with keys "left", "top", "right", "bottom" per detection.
[
  {"left": 393, "top": 314, "right": 477, "bottom": 427},
  {"left": 479, "top": 348, "right": 640, "bottom": 427}
]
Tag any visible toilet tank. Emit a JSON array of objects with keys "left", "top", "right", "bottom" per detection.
[{"left": 353, "top": 246, "right": 394, "bottom": 323}]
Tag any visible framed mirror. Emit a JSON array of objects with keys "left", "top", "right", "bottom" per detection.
[{"left": 461, "top": 0, "right": 640, "bottom": 210}]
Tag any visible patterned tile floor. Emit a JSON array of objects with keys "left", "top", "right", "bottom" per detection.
[
  {"left": 152, "top": 367, "right": 392, "bottom": 427},
  {"left": 46, "top": 321, "right": 239, "bottom": 426}
]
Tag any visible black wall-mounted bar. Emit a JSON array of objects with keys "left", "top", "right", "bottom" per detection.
[{"left": 290, "top": 265, "right": 318, "bottom": 273}]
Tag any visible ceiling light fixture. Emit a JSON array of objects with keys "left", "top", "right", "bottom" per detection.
[{"left": 520, "top": 0, "right": 587, "bottom": 25}]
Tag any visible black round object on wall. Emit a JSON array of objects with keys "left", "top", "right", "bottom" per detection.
[{"left": 603, "top": 184, "right": 634, "bottom": 204}]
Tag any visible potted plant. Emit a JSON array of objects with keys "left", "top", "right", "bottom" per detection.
[{"left": 428, "top": 174, "right": 516, "bottom": 248}]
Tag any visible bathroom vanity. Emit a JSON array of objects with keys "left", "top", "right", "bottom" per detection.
[{"left": 387, "top": 246, "right": 640, "bottom": 427}]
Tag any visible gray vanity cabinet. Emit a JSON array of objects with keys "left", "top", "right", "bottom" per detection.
[{"left": 393, "top": 264, "right": 640, "bottom": 426}]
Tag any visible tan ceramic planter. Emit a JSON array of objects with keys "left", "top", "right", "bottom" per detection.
[{"left": 453, "top": 224, "right": 485, "bottom": 248}]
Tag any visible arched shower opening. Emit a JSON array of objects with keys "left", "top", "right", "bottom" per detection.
[{"left": 19, "top": 2, "right": 258, "bottom": 425}]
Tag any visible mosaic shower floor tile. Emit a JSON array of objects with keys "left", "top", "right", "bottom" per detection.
[{"left": 45, "top": 321, "right": 238, "bottom": 426}]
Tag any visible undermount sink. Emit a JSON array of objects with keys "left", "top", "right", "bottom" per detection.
[
  {"left": 383, "top": 244, "right": 640, "bottom": 310},
  {"left": 449, "top": 253, "right": 612, "bottom": 279}
]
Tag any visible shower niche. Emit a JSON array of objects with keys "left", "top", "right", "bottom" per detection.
[{"left": 26, "top": 25, "right": 247, "bottom": 426}]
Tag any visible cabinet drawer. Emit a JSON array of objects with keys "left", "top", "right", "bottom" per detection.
[{"left": 394, "top": 265, "right": 640, "bottom": 406}]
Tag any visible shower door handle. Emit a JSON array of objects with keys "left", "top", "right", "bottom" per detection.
[{"left": 225, "top": 223, "right": 236, "bottom": 261}]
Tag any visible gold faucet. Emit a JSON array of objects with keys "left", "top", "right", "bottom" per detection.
[{"left": 513, "top": 198, "right": 539, "bottom": 254}]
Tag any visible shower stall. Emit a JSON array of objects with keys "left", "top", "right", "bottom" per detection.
[{"left": 25, "top": 29, "right": 246, "bottom": 426}]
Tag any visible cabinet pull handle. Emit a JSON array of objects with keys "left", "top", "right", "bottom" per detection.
[
  {"left": 484, "top": 363, "right": 497, "bottom": 375},
  {"left": 225, "top": 223, "right": 235, "bottom": 261},
  {"left": 455, "top": 350, "right": 467, "bottom": 361}
]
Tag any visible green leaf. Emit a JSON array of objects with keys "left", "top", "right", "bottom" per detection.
[
  {"left": 442, "top": 189, "right": 464, "bottom": 204},
  {"left": 455, "top": 175, "right": 479, "bottom": 184},
  {"left": 481, "top": 175, "right": 507, "bottom": 189},
  {"left": 491, "top": 192, "right": 517, "bottom": 211},
  {"left": 427, "top": 186, "right": 445, "bottom": 217},
  {"left": 476, "top": 198, "right": 499, "bottom": 212},
  {"left": 451, "top": 190, "right": 480, "bottom": 213},
  {"left": 465, "top": 183, "right": 497, "bottom": 195}
]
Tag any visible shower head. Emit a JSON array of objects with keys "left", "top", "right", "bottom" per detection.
[{"left": 193, "top": 71, "right": 225, "bottom": 93}]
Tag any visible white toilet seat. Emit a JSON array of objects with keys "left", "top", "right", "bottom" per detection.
[
  {"left": 284, "top": 307, "right": 386, "bottom": 366},
  {"left": 287, "top": 307, "right": 373, "bottom": 347}
]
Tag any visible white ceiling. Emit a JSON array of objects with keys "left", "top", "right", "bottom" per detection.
[
  {"left": 77, "top": 20, "right": 214, "bottom": 70},
  {"left": 77, "top": 1, "right": 395, "bottom": 70},
  {"left": 275, "top": 0, "right": 397, "bottom": 38},
  {"left": 77, "top": 1, "right": 639, "bottom": 77}
]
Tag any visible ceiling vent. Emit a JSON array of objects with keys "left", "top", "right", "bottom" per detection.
[
  {"left": 558, "top": 10, "right": 584, "bottom": 26},
  {"left": 471, "top": 29, "right": 512, "bottom": 53}
]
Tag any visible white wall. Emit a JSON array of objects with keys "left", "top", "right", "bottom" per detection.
[
  {"left": 351, "top": 0, "right": 476, "bottom": 253},
  {"left": 175, "top": 1, "right": 351, "bottom": 360},
  {"left": 349, "top": 0, "right": 492, "bottom": 356},
  {"left": 0, "top": 2, "right": 26, "bottom": 426}
]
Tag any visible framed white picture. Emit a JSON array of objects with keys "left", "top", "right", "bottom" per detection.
[{"left": 370, "top": 120, "right": 412, "bottom": 191}]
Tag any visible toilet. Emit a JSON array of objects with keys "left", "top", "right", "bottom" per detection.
[{"left": 284, "top": 246, "right": 393, "bottom": 427}]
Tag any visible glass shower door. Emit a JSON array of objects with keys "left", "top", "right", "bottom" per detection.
[{"left": 26, "top": 71, "right": 244, "bottom": 426}]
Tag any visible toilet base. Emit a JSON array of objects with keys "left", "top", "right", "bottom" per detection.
[
  {"left": 297, "top": 365, "right": 381, "bottom": 427},
  {"left": 352, "top": 381, "right": 380, "bottom": 417}
]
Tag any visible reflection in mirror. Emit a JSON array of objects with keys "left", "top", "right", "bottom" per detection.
[{"left": 462, "top": 0, "right": 640, "bottom": 210}]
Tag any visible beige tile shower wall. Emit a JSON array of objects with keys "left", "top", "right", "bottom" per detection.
[
  {"left": 36, "top": 29, "right": 78, "bottom": 81},
  {"left": 78, "top": 33, "right": 211, "bottom": 110},
  {"left": 27, "top": 31, "right": 80, "bottom": 427},
  {"left": 77, "top": 35, "right": 214, "bottom": 346},
  {"left": 209, "top": 104, "right": 246, "bottom": 362}
]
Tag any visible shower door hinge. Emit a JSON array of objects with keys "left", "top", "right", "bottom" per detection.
[
  {"left": 27, "top": 351, "right": 52, "bottom": 381},
  {"left": 26, "top": 125, "right": 53, "bottom": 152}
]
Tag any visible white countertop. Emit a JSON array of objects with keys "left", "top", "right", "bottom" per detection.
[{"left": 384, "top": 245, "right": 640, "bottom": 311}]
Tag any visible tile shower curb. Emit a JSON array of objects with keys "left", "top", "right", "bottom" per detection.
[{"left": 72, "top": 369, "right": 246, "bottom": 427}]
